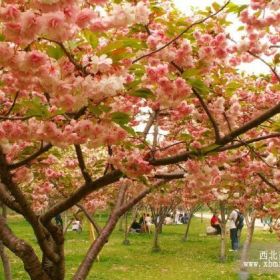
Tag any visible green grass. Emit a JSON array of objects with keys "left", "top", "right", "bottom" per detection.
[{"left": 1, "top": 215, "right": 280, "bottom": 280}]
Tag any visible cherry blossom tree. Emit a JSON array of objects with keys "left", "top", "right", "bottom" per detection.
[
  {"left": 0, "top": 0, "right": 279, "bottom": 279},
  {"left": 144, "top": 183, "right": 182, "bottom": 251}
]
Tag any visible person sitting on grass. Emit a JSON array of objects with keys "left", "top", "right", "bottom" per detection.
[
  {"left": 130, "top": 219, "right": 141, "bottom": 233},
  {"left": 144, "top": 214, "right": 152, "bottom": 233},
  {"left": 164, "top": 215, "right": 173, "bottom": 225},
  {"left": 210, "top": 212, "right": 221, "bottom": 235},
  {"left": 72, "top": 219, "right": 82, "bottom": 233}
]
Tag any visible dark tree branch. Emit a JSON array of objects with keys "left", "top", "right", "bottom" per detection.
[
  {"left": 41, "top": 170, "right": 123, "bottom": 224},
  {"left": 229, "top": 36, "right": 280, "bottom": 83},
  {"left": 0, "top": 148, "right": 59, "bottom": 263},
  {"left": 154, "top": 172, "right": 185, "bottom": 180},
  {"left": 269, "top": 45, "right": 280, "bottom": 49},
  {"left": 76, "top": 204, "right": 102, "bottom": 236},
  {"left": 0, "top": 115, "right": 36, "bottom": 121},
  {"left": 150, "top": 131, "right": 280, "bottom": 166},
  {"left": 143, "top": 111, "right": 157, "bottom": 140},
  {"left": 4, "top": 91, "right": 19, "bottom": 116},
  {"left": 217, "top": 133, "right": 280, "bottom": 152},
  {"left": 218, "top": 102, "right": 280, "bottom": 145},
  {"left": 0, "top": 203, "right": 12, "bottom": 280},
  {"left": 0, "top": 216, "right": 51, "bottom": 280},
  {"left": 257, "top": 173, "right": 280, "bottom": 193},
  {"left": 170, "top": 61, "right": 184, "bottom": 73},
  {"left": 223, "top": 112, "right": 232, "bottom": 133},
  {"left": 193, "top": 88, "right": 221, "bottom": 143},
  {"left": 115, "top": 185, "right": 128, "bottom": 210},
  {"left": 170, "top": 61, "right": 221, "bottom": 143},
  {"left": 0, "top": 183, "right": 23, "bottom": 214},
  {"left": 40, "top": 38, "right": 88, "bottom": 76},
  {"left": 157, "top": 141, "right": 185, "bottom": 152},
  {"left": 144, "top": 25, "right": 151, "bottom": 35},
  {"left": 74, "top": 145, "right": 92, "bottom": 183},
  {"left": 8, "top": 143, "right": 53, "bottom": 170},
  {"left": 247, "top": 51, "right": 280, "bottom": 83}
]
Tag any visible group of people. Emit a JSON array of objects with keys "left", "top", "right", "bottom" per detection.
[
  {"left": 174, "top": 212, "right": 189, "bottom": 224},
  {"left": 130, "top": 213, "right": 152, "bottom": 233},
  {"left": 210, "top": 209, "right": 244, "bottom": 251},
  {"left": 130, "top": 212, "right": 190, "bottom": 233}
]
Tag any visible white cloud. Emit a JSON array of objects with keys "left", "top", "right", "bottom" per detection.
[{"left": 174, "top": 0, "right": 248, "bottom": 15}]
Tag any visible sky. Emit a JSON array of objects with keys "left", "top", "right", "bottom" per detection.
[
  {"left": 173, "top": 0, "right": 249, "bottom": 14},
  {"left": 173, "top": 0, "right": 268, "bottom": 74}
]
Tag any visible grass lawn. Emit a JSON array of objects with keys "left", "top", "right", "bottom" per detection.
[{"left": 1, "top": 214, "right": 280, "bottom": 280}]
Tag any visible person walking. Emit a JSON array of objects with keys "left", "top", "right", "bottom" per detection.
[{"left": 229, "top": 209, "right": 243, "bottom": 251}]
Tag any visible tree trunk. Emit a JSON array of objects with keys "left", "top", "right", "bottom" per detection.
[
  {"left": 220, "top": 223, "right": 226, "bottom": 262},
  {"left": 0, "top": 204, "right": 12, "bottom": 280},
  {"left": 73, "top": 181, "right": 159, "bottom": 280},
  {"left": 42, "top": 227, "right": 65, "bottom": 280},
  {"left": 73, "top": 211, "right": 120, "bottom": 280},
  {"left": 182, "top": 213, "right": 193, "bottom": 242},
  {"left": 240, "top": 215, "right": 256, "bottom": 276},
  {"left": 158, "top": 221, "right": 163, "bottom": 234},
  {"left": 219, "top": 201, "right": 226, "bottom": 262},
  {"left": 0, "top": 241, "right": 12, "bottom": 280},
  {"left": 152, "top": 224, "right": 161, "bottom": 252},
  {"left": 118, "top": 215, "right": 124, "bottom": 232},
  {"left": 122, "top": 212, "right": 130, "bottom": 245},
  {"left": 0, "top": 216, "right": 51, "bottom": 280}
]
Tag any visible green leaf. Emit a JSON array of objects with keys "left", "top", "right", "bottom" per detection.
[
  {"left": 129, "top": 24, "right": 146, "bottom": 34},
  {"left": 89, "top": 104, "right": 111, "bottom": 117},
  {"left": 201, "top": 144, "right": 221, "bottom": 154},
  {"left": 129, "top": 64, "right": 145, "bottom": 74},
  {"left": 20, "top": 98, "right": 50, "bottom": 119},
  {"left": 111, "top": 112, "right": 130, "bottom": 126},
  {"left": 212, "top": 2, "right": 221, "bottom": 12},
  {"left": 122, "top": 38, "right": 147, "bottom": 49},
  {"left": 130, "top": 88, "right": 155, "bottom": 99},
  {"left": 98, "top": 38, "right": 146, "bottom": 56},
  {"left": 272, "top": 120, "right": 280, "bottom": 132},
  {"left": 125, "top": 79, "right": 142, "bottom": 91},
  {"left": 182, "top": 68, "right": 200, "bottom": 79},
  {"left": 188, "top": 78, "right": 209, "bottom": 95},
  {"left": 120, "top": 125, "right": 136, "bottom": 136},
  {"left": 0, "top": 34, "right": 5, "bottom": 42},
  {"left": 227, "top": 3, "right": 248, "bottom": 15},
  {"left": 110, "top": 50, "right": 135, "bottom": 63},
  {"left": 46, "top": 45, "right": 64, "bottom": 60},
  {"left": 226, "top": 81, "right": 241, "bottom": 94},
  {"left": 83, "top": 30, "right": 99, "bottom": 49},
  {"left": 273, "top": 54, "right": 280, "bottom": 65},
  {"left": 138, "top": 175, "right": 149, "bottom": 186},
  {"left": 89, "top": 104, "right": 103, "bottom": 117},
  {"left": 179, "top": 133, "right": 192, "bottom": 141}
]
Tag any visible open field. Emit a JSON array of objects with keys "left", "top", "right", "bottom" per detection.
[{"left": 1, "top": 215, "right": 280, "bottom": 280}]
